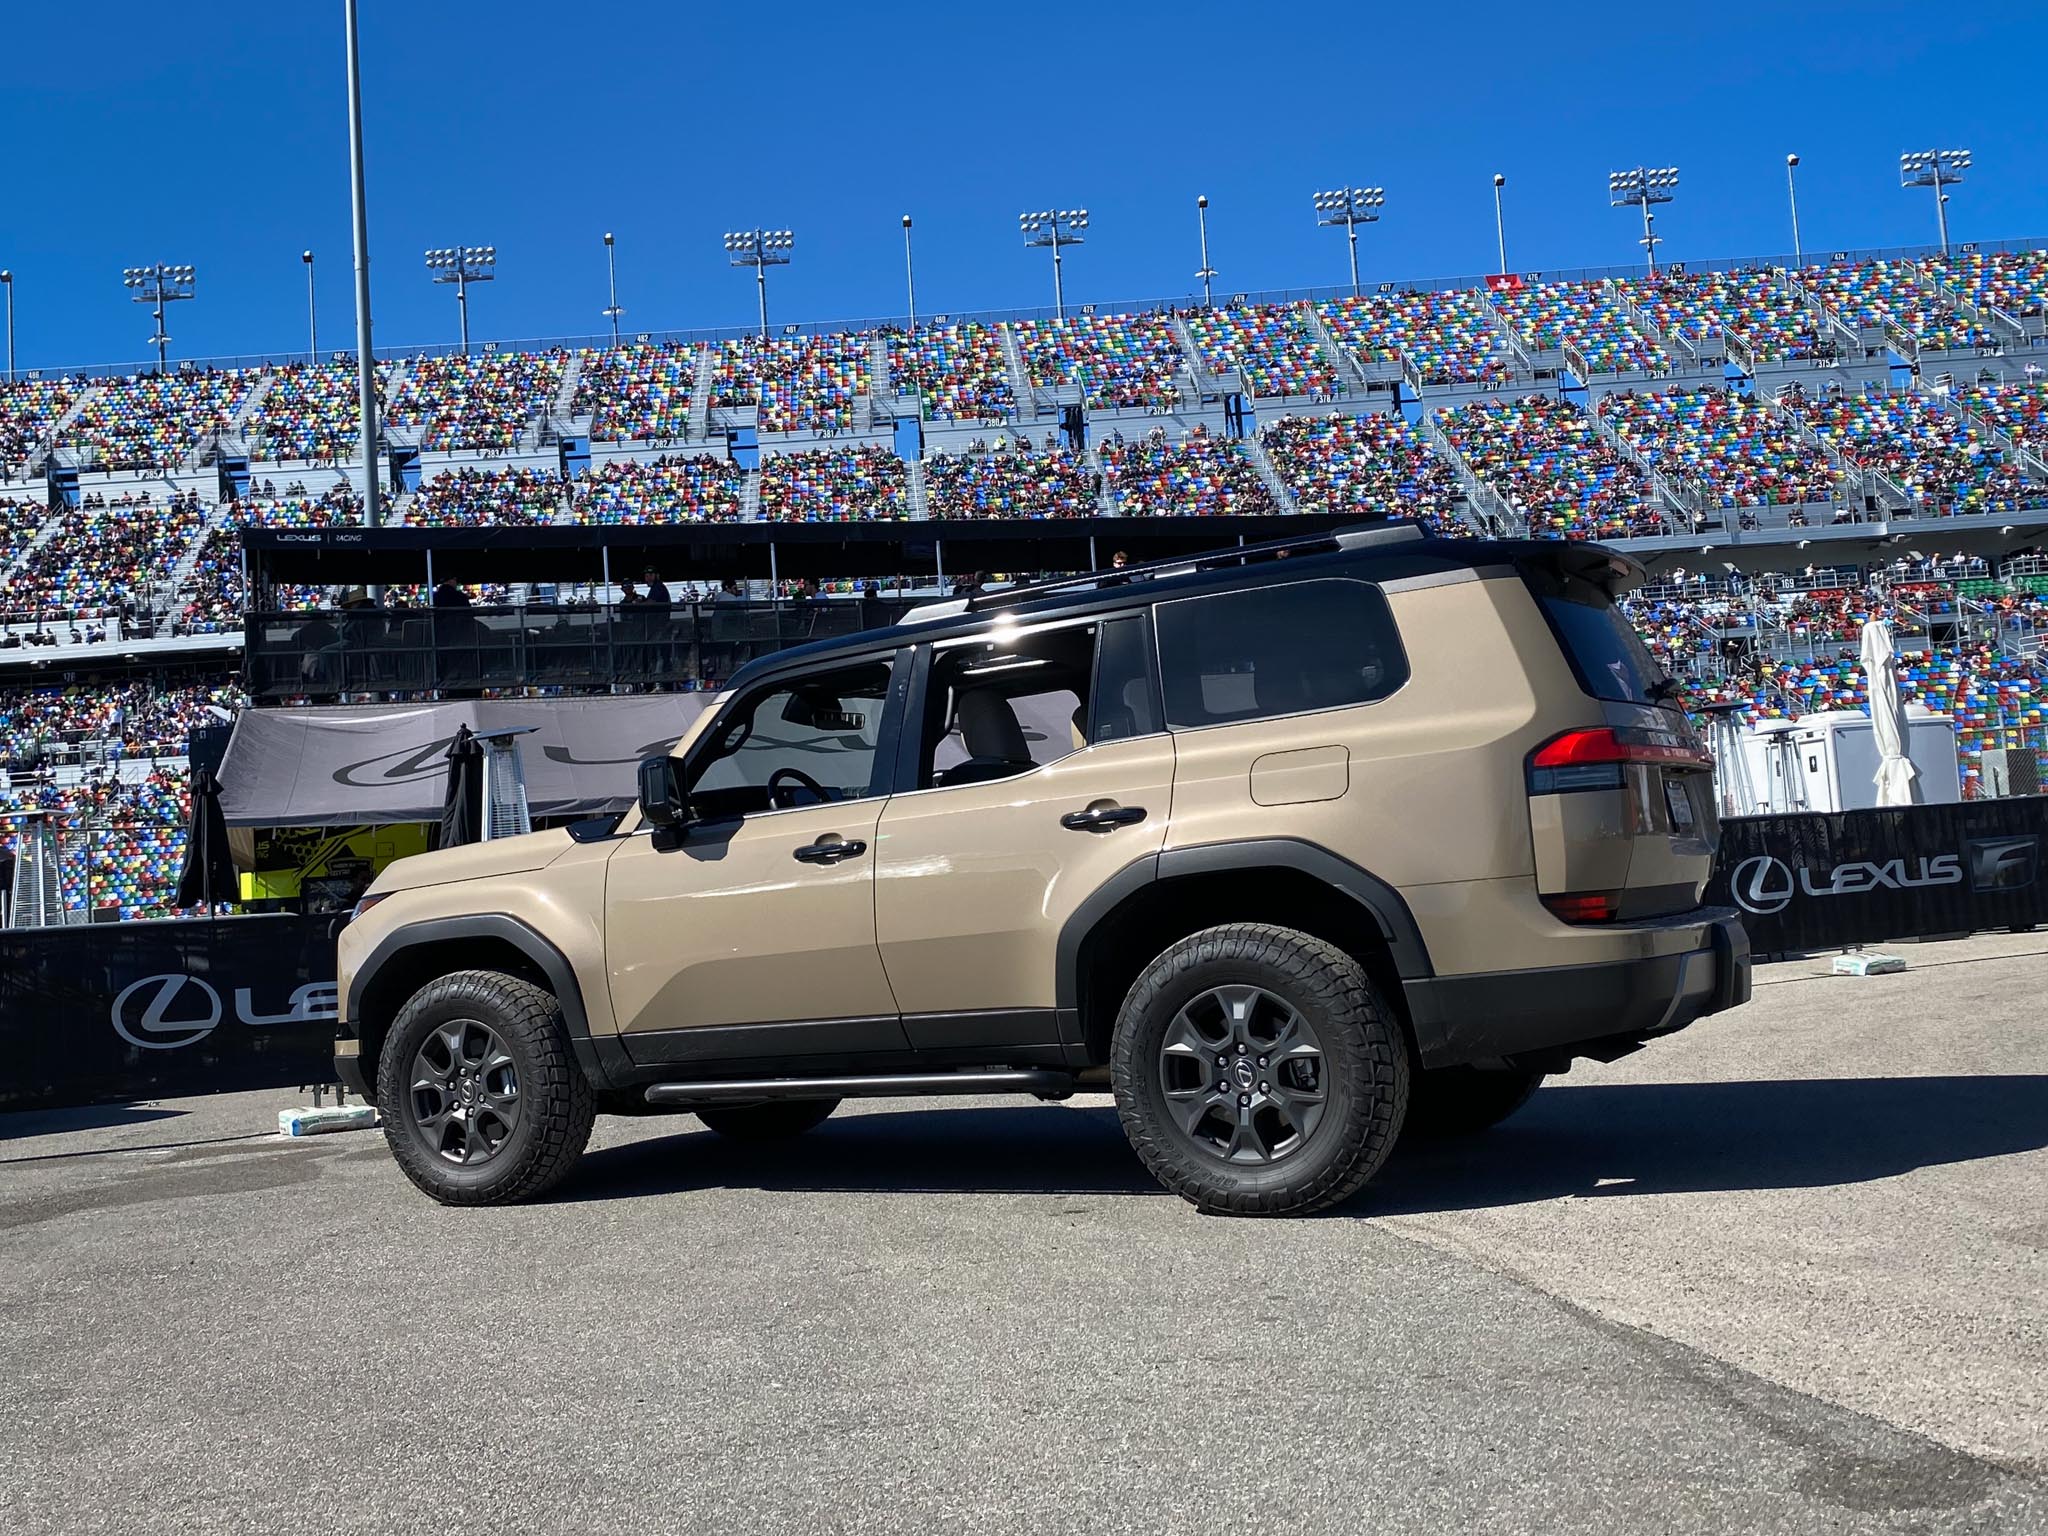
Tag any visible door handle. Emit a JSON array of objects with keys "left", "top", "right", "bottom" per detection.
[
  {"left": 1060, "top": 804, "right": 1148, "bottom": 833},
  {"left": 793, "top": 837, "right": 867, "bottom": 865}
]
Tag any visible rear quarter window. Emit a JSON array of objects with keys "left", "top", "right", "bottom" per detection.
[
  {"left": 1522, "top": 563, "right": 1666, "bottom": 706},
  {"left": 1154, "top": 578, "right": 1408, "bottom": 729}
]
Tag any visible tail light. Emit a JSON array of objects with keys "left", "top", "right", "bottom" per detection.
[
  {"left": 1527, "top": 726, "right": 1712, "bottom": 794},
  {"left": 1541, "top": 891, "right": 1620, "bottom": 924}
]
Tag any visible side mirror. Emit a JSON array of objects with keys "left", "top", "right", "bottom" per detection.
[{"left": 637, "top": 755, "right": 682, "bottom": 829}]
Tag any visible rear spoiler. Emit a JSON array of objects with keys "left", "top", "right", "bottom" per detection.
[{"left": 1518, "top": 541, "right": 1647, "bottom": 597}]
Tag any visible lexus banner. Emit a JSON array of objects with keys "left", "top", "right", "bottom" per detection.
[
  {"left": 0, "top": 916, "right": 337, "bottom": 1113},
  {"left": 1706, "top": 797, "right": 2048, "bottom": 954}
]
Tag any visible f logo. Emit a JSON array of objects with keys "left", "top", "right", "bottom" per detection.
[
  {"left": 110, "top": 974, "right": 223, "bottom": 1051},
  {"left": 1730, "top": 854, "right": 1795, "bottom": 916},
  {"left": 1966, "top": 837, "right": 2038, "bottom": 893}
]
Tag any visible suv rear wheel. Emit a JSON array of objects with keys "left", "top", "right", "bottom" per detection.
[
  {"left": 1111, "top": 923, "right": 1407, "bottom": 1216},
  {"left": 1403, "top": 1065, "right": 1545, "bottom": 1138},
  {"left": 377, "top": 970, "right": 595, "bottom": 1206},
  {"left": 697, "top": 1100, "right": 840, "bottom": 1141}
]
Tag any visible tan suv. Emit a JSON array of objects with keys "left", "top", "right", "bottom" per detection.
[{"left": 335, "top": 522, "right": 1749, "bottom": 1214}]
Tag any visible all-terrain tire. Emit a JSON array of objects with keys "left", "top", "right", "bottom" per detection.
[
  {"left": 697, "top": 1099, "right": 840, "bottom": 1141},
  {"left": 1111, "top": 923, "right": 1407, "bottom": 1216},
  {"left": 1402, "top": 1065, "right": 1545, "bottom": 1139},
  {"left": 377, "top": 969, "right": 595, "bottom": 1206}
]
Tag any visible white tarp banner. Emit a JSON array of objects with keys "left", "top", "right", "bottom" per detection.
[
  {"left": 219, "top": 696, "right": 712, "bottom": 828},
  {"left": 1860, "top": 618, "right": 1919, "bottom": 807}
]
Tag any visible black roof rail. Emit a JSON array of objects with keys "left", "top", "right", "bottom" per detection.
[{"left": 962, "top": 519, "right": 1428, "bottom": 613}]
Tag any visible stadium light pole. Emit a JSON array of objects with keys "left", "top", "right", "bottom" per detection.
[
  {"left": 724, "top": 229, "right": 793, "bottom": 339},
  {"left": 301, "top": 251, "right": 318, "bottom": 364},
  {"left": 1900, "top": 149, "right": 1971, "bottom": 258},
  {"left": 601, "top": 231, "right": 623, "bottom": 345},
  {"left": 0, "top": 271, "right": 13, "bottom": 383},
  {"left": 1019, "top": 210, "right": 1087, "bottom": 321},
  {"left": 1492, "top": 174, "right": 1508, "bottom": 274},
  {"left": 1607, "top": 166, "right": 1678, "bottom": 275},
  {"left": 424, "top": 245, "right": 496, "bottom": 356},
  {"left": 1195, "top": 196, "right": 1216, "bottom": 308},
  {"left": 123, "top": 263, "right": 195, "bottom": 372},
  {"left": 1312, "top": 187, "right": 1384, "bottom": 299},
  {"left": 901, "top": 215, "right": 925, "bottom": 425},
  {"left": 343, "top": 0, "right": 380, "bottom": 527},
  {"left": 1784, "top": 154, "right": 1803, "bottom": 266}
]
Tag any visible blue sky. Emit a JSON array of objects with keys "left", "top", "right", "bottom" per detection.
[{"left": 4, "top": 0, "right": 2044, "bottom": 370}]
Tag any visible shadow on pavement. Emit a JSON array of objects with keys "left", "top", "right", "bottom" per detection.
[
  {"left": 561, "top": 1101, "right": 1159, "bottom": 1202},
  {"left": 557, "top": 1075, "right": 2048, "bottom": 1210},
  {"left": 0, "top": 1102, "right": 185, "bottom": 1146},
  {"left": 1371, "top": 1074, "right": 2048, "bottom": 1214}
]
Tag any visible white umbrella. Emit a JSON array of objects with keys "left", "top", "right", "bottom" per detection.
[{"left": 1860, "top": 618, "right": 1918, "bottom": 806}]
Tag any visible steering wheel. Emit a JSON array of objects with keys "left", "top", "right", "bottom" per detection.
[{"left": 766, "top": 766, "right": 830, "bottom": 809}]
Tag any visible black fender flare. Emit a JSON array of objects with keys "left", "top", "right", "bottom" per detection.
[
  {"left": 348, "top": 914, "right": 619, "bottom": 1090},
  {"left": 1053, "top": 838, "right": 1434, "bottom": 1014}
]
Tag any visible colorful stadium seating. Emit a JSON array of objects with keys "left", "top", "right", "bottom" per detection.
[
  {"left": 1633, "top": 268, "right": 1832, "bottom": 364},
  {"left": 63, "top": 370, "right": 258, "bottom": 471},
  {"left": 757, "top": 444, "right": 908, "bottom": 521},
  {"left": 1436, "top": 394, "right": 1662, "bottom": 539},
  {"left": 389, "top": 350, "right": 565, "bottom": 451},
  {"left": 243, "top": 361, "right": 384, "bottom": 463},
  {"left": 1488, "top": 279, "right": 1665, "bottom": 375},
  {"left": 888, "top": 323, "right": 1016, "bottom": 423},
  {"left": 1015, "top": 312, "right": 1186, "bottom": 410},
  {"left": 572, "top": 454, "right": 745, "bottom": 524},
  {"left": 4, "top": 491, "right": 210, "bottom": 618},
  {"left": 1259, "top": 411, "right": 1463, "bottom": 532},
  {"left": 0, "top": 377, "right": 84, "bottom": 469},
  {"left": 403, "top": 465, "right": 566, "bottom": 528},
  {"left": 1795, "top": 389, "right": 2025, "bottom": 515},
  {"left": 575, "top": 342, "right": 700, "bottom": 443},
  {"left": 1801, "top": 258, "right": 1995, "bottom": 353},
  {"left": 1184, "top": 305, "right": 1342, "bottom": 399},
  {"left": 1599, "top": 388, "right": 1837, "bottom": 511},
  {"left": 1100, "top": 425, "right": 1277, "bottom": 517},
  {"left": 1317, "top": 289, "right": 1518, "bottom": 387},
  {"left": 923, "top": 445, "right": 1096, "bottom": 519}
]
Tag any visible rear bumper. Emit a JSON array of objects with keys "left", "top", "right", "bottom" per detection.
[{"left": 1402, "top": 909, "right": 1750, "bottom": 1070}]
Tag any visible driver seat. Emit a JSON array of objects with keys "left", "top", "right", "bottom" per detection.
[{"left": 931, "top": 688, "right": 1035, "bottom": 787}]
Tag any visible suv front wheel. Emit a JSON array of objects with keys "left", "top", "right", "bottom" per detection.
[
  {"left": 377, "top": 970, "right": 596, "bottom": 1206},
  {"left": 1111, "top": 924, "right": 1408, "bottom": 1216}
]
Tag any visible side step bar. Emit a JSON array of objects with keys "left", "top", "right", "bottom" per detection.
[{"left": 644, "top": 1069, "right": 1075, "bottom": 1107}]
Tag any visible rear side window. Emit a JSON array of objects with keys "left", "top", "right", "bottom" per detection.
[
  {"left": 1524, "top": 564, "right": 1665, "bottom": 706},
  {"left": 1155, "top": 578, "right": 1408, "bottom": 729}
]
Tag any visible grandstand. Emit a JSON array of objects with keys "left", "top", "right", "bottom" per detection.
[{"left": 7, "top": 233, "right": 2048, "bottom": 919}]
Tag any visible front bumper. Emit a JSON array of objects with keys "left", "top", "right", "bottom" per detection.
[
  {"left": 1402, "top": 909, "right": 1751, "bottom": 1070},
  {"left": 334, "top": 1037, "right": 372, "bottom": 1100}
]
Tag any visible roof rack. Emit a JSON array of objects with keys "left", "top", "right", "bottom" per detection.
[{"left": 961, "top": 519, "right": 1430, "bottom": 613}]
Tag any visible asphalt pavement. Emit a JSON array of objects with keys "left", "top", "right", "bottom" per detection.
[{"left": 1, "top": 931, "right": 2043, "bottom": 1534}]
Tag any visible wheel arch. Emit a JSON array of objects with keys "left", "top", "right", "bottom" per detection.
[
  {"left": 1057, "top": 840, "right": 1432, "bottom": 1065},
  {"left": 349, "top": 915, "right": 612, "bottom": 1092}
]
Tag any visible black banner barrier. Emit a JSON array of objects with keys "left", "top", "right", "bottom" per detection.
[
  {"left": 0, "top": 915, "right": 337, "bottom": 1114},
  {"left": 1706, "top": 797, "right": 2048, "bottom": 953}
]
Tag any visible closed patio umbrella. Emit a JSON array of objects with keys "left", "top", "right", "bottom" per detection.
[
  {"left": 1860, "top": 617, "right": 1918, "bottom": 807},
  {"left": 437, "top": 725, "right": 485, "bottom": 849},
  {"left": 174, "top": 763, "right": 237, "bottom": 912}
]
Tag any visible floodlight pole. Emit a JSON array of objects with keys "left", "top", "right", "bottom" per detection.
[
  {"left": 1931, "top": 164, "right": 1952, "bottom": 257},
  {"left": 455, "top": 263, "right": 471, "bottom": 354},
  {"left": 602, "top": 231, "right": 622, "bottom": 345},
  {"left": 1344, "top": 215, "right": 1360, "bottom": 298},
  {"left": 0, "top": 272, "right": 13, "bottom": 384},
  {"left": 302, "top": 251, "right": 317, "bottom": 364},
  {"left": 902, "top": 215, "right": 923, "bottom": 424},
  {"left": 1195, "top": 196, "right": 1215, "bottom": 308},
  {"left": 1785, "top": 154, "right": 1803, "bottom": 266},
  {"left": 344, "top": 0, "right": 382, "bottom": 528},
  {"left": 1492, "top": 174, "right": 1507, "bottom": 274}
]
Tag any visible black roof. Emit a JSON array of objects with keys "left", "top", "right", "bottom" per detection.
[{"left": 722, "top": 521, "right": 1637, "bottom": 690}]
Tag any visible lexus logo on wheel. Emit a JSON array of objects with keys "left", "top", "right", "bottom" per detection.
[
  {"left": 110, "top": 974, "right": 223, "bottom": 1051},
  {"left": 1730, "top": 854, "right": 1795, "bottom": 916}
]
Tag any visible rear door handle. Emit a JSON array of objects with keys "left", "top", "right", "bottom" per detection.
[
  {"left": 1060, "top": 804, "right": 1148, "bottom": 833},
  {"left": 793, "top": 837, "right": 867, "bottom": 865}
]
